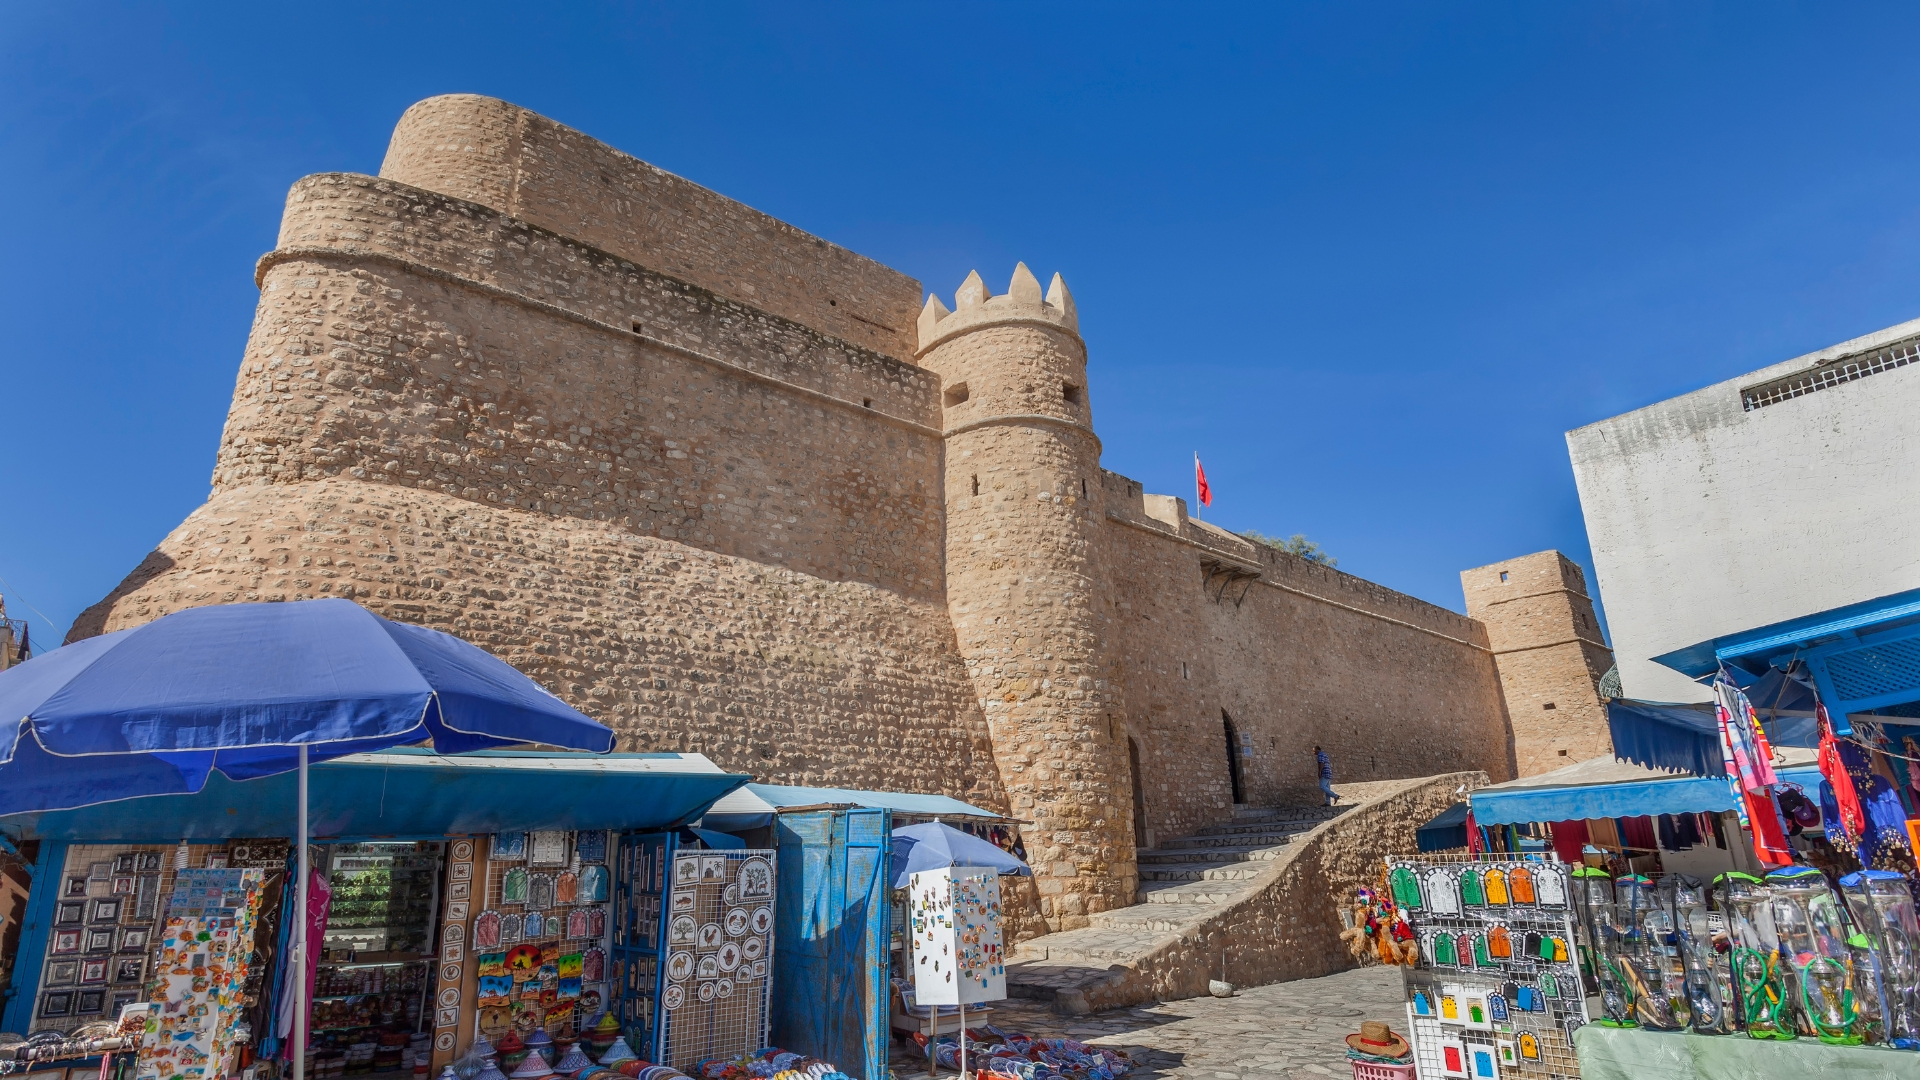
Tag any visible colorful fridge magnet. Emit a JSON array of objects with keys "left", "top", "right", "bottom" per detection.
[
  {"left": 1413, "top": 990, "right": 1433, "bottom": 1016},
  {"left": 503, "top": 867, "right": 529, "bottom": 904},
  {"left": 575, "top": 832, "right": 606, "bottom": 864},
  {"left": 1541, "top": 971, "right": 1559, "bottom": 998},
  {"left": 1483, "top": 868, "right": 1509, "bottom": 905},
  {"left": 582, "top": 947, "right": 604, "bottom": 982},
  {"left": 1509, "top": 866, "right": 1536, "bottom": 903},
  {"left": 1488, "top": 925, "right": 1512, "bottom": 959},
  {"left": 476, "top": 911, "right": 504, "bottom": 949},
  {"left": 1440, "top": 1036, "right": 1467, "bottom": 1078},
  {"left": 1496, "top": 1040, "right": 1517, "bottom": 1067},
  {"left": 544, "top": 914, "right": 563, "bottom": 938},
  {"left": 1440, "top": 993, "right": 1460, "bottom": 1021},
  {"left": 1424, "top": 868, "right": 1460, "bottom": 915},
  {"left": 1459, "top": 869, "right": 1485, "bottom": 906},
  {"left": 1470, "top": 1046, "right": 1496, "bottom": 1079},
  {"left": 738, "top": 856, "right": 773, "bottom": 899},
  {"left": 493, "top": 833, "right": 528, "bottom": 861},
  {"left": 1388, "top": 865, "right": 1424, "bottom": 909},
  {"left": 528, "top": 873, "right": 556, "bottom": 911},
  {"left": 578, "top": 865, "right": 608, "bottom": 903},
  {"left": 1488, "top": 993, "right": 1509, "bottom": 1022},
  {"left": 1434, "top": 932, "right": 1458, "bottom": 967},
  {"left": 567, "top": 908, "right": 589, "bottom": 940},
  {"left": 1465, "top": 994, "right": 1490, "bottom": 1030},
  {"left": 1517, "top": 1032, "right": 1540, "bottom": 1061},
  {"left": 1534, "top": 866, "right": 1567, "bottom": 906},
  {"left": 499, "top": 913, "right": 523, "bottom": 945},
  {"left": 529, "top": 832, "right": 568, "bottom": 868},
  {"left": 586, "top": 906, "right": 605, "bottom": 937},
  {"left": 555, "top": 871, "right": 578, "bottom": 905}
]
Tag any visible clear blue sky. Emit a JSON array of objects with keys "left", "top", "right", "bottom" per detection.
[{"left": 5, "top": 4, "right": 1920, "bottom": 645}]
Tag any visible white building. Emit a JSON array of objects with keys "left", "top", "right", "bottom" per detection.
[{"left": 1568, "top": 316, "right": 1920, "bottom": 703}]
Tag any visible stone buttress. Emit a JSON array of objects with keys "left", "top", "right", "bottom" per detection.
[{"left": 916, "top": 265, "right": 1139, "bottom": 929}]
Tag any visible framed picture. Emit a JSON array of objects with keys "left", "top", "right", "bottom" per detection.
[
  {"left": 699, "top": 855, "right": 727, "bottom": 883},
  {"left": 89, "top": 898, "right": 122, "bottom": 923},
  {"left": 84, "top": 929, "right": 114, "bottom": 953},
  {"left": 109, "top": 991, "right": 138, "bottom": 1015},
  {"left": 134, "top": 876, "right": 160, "bottom": 919},
  {"left": 673, "top": 856, "right": 699, "bottom": 885},
  {"left": 51, "top": 930, "right": 81, "bottom": 955},
  {"left": 134, "top": 853, "right": 163, "bottom": 872},
  {"left": 45, "top": 960, "right": 79, "bottom": 986},
  {"left": 491, "top": 833, "right": 527, "bottom": 861},
  {"left": 76, "top": 990, "right": 105, "bottom": 1015},
  {"left": 737, "top": 856, "right": 773, "bottom": 900},
  {"left": 80, "top": 958, "right": 109, "bottom": 984},
  {"left": 118, "top": 927, "right": 150, "bottom": 953},
  {"left": 55, "top": 902, "right": 83, "bottom": 926},
  {"left": 39, "top": 991, "right": 73, "bottom": 1017},
  {"left": 87, "top": 862, "right": 111, "bottom": 881},
  {"left": 575, "top": 831, "right": 606, "bottom": 864},
  {"left": 529, "top": 831, "right": 568, "bottom": 867},
  {"left": 64, "top": 875, "right": 89, "bottom": 898},
  {"left": 112, "top": 876, "right": 135, "bottom": 896},
  {"left": 113, "top": 958, "right": 145, "bottom": 985},
  {"left": 113, "top": 854, "right": 136, "bottom": 874}
]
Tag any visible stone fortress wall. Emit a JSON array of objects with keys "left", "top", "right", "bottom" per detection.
[{"left": 75, "top": 95, "right": 1591, "bottom": 933}]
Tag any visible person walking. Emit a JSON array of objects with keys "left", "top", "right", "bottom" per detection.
[{"left": 1315, "top": 745, "right": 1339, "bottom": 806}]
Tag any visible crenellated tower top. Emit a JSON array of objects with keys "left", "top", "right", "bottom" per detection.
[{"left": 916, "top": 263, "right": 1078, "bottom": 356}]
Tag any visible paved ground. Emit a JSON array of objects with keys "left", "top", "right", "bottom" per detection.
[{"left": 890, "top": 964, "right": 1407, "bottom": 1078}]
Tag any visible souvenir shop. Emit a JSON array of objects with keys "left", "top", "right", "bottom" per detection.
[
  {"left": 1378, "top": 588, "right": 1920, "bottom": 1078},
  {"left": 0, "top": 751, "right": 802, "bottom": 1080}
]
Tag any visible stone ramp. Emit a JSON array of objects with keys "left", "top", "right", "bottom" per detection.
[{"left": 1006, "top": 773, "right": 1485, "bottom": 1013}]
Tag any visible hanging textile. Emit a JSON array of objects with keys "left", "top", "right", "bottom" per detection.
[
  {"left": 1714, "top": 675, "right": 1779, "bottom": 791},
  {"left": 1585, "top": 817, "right": 1621, "bottom": 852},
  {"left": 1465, "top": 808, "right": 1483, "bottom": 854},
  {"left": 1550, "top": 819, "right": 1589, "bottom": 865},
  {"left": 1818, "top": 700, "right": 1866, "bottom": 843},
  {"left": 1620, "top": 816, "right": 1657, "bottom": 853},
  {"left": 1744, "top": 788, "right": 1794, "bottom": 868},
  {"left": 275, "top": 869, "right": 332, "bottom": 1053}
]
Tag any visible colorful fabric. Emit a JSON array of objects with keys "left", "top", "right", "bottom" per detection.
[{"left": 1714, "top": 677, "right": 1778, "bottom": 792}]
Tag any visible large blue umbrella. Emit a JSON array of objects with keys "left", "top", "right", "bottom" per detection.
[
  {"left": 889, "top": 821, "right": 1031, "bottom": 888},
  {"left": 0, "top": 598, "right": 615, "bottom": 1080}
]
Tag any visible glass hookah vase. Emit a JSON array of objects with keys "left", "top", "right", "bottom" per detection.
[
  {"left": 1767, "top": 866, "right": 1860, "bottom": 1044},
  {"left": 1620, "top": 875, "right": 1688, "bottom": 1030},
  {"left": 1720, "top": 872, "right": 1794, "bottom": 1039},
  {"left": 1672, "top": 875, "right": 1735, "bottom": 1035},
  {"left": 1841, "top": 869, "right": 1920, "bottom": 1050},
  {"left": 1573, "top": 868, "right": 1635, "bottom": 1026}
]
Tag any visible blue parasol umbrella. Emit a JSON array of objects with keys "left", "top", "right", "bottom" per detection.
[
  {"left": 889, "top": 821, "right": 1031, "bottom": 888},
  {"left": 0, "top": 598, "right": 614, "bottom": 1080}
]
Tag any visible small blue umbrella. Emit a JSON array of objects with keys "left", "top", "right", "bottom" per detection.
[
  {"left": 889, "top": 821, "right": 1031, "bottom": 888},
  {"left": 0, "top": 597, "right": 614, "bottom": 1080}
]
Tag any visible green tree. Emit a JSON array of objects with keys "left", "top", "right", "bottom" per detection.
[{"left": 1238, "top": 530, "right": 1337, "bottom": 567}]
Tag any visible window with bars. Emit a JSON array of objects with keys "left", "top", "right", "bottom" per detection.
[{"left": 1741, "top": 334, "right": 1920, "bottom": 411}]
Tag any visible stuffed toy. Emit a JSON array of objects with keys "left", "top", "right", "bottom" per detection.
[{"left": 1339, "top": 885, "right": 1420, "bottom": 967}]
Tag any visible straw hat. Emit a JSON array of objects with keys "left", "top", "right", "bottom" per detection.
[{"left": 1345, "top": 1021, "right": 1410, "bottom": 1058}]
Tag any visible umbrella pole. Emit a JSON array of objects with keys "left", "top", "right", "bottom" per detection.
[{"left": 293, "top": 745, "right": 308, "bottom": 1080}]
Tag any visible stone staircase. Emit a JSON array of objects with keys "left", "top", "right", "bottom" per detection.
[{"left": 1004, "top": 774, "right": 1482, "bottom": 1014}]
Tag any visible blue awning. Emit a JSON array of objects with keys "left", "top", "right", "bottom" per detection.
[
  {"left": 702, "top": 783, "right": 1004, "bottom": 832},
  {"left": 1417, "top": 803, "right": 1470, "bottom": 852},
  {"left": 1608, "top": 700, "right": 1723, "bottom": 776},
  {"left": 0, "top": 750, "right": 750, "bottom": 843},
  {"left": 1470, "top": 749, "right": 1816, "bottom": 825}
]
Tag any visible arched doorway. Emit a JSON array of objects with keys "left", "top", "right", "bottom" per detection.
[
  {"left": 1222, "top": 711, "right": 1246, "bottom": 804},
  {"left": 1127, "top": 737, "right": 1149, "bottom": 848}
]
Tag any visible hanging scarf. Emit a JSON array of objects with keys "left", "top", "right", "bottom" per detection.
[
  {"left": 1816, "top": 699, "right": 1866, "bottom": 842},
  {"left": 1714, "top": 675, "right": 1778, "bottom": 791}
]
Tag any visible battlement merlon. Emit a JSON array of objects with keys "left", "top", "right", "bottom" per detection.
[
  {"left": 916, "top": 263, "right": 1079, "bottom": 356},
  {"left": 379, "top": 94, "right": 924, "bottom": 361}
]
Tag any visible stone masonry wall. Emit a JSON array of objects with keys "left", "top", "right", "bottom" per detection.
[
  {"left": 1462, "top": 551, "right": 1615, "bottom": 776},
  {"left": 1100, "top": 472, "right": 1514, "bottom": 845},
  {"left": 379, "top": 95, "right": 921, "bottom": 360}
]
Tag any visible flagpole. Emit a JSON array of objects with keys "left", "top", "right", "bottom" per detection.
[{"left": 1193, "top": 452, "right": 1200, "bottom": 520}]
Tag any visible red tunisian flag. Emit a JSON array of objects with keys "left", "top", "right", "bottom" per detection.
[{"left": 1194, "top": 453, "right": 1213, "bottom": 508}]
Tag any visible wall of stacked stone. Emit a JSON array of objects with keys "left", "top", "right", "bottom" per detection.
[
  {"left": 379, "top": 95, "right": 921, "bottom": 361},
  {"left": 1069, "top": 772, "right": 1487, "bottom": 1012},
  {"left": 1097, "top": 471, "right": 1513, "bottom": 845},
  {"left": 71, "top": 481, "right": 1009, "bottom": 806},
  {"left": 233, "top": 173, "right": 943, "bottom": 597}
]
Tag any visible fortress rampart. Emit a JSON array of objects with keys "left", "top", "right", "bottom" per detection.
[{"left": 75, "top": 95, "right": 1584, "bottom": 934}]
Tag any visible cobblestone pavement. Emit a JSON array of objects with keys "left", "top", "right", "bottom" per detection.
[{"left": 891, "top": 964, "right": 1406, "bottom": 1079}]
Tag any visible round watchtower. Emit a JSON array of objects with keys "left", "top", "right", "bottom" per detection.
[{"left": 917, "top": 264, "right": 1137, "bottom": 930}]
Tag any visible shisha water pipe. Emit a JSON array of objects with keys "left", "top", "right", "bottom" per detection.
[
  {"left": 1572, "top": 868, "right": 1636, "bottom": 1026},
  {"left": 1841, "top": 869, "right": 1920, "bottom": 1050},
  {"left": 1767, "top": 866, "right": 1860, "bottom": 1044},
  {"left": 1620, "top": 875, "right": 1687, "bottom": 1030},
  {"left": 1721, "top": 871, "right": 1795, "bottom": 1039},
  {"left": 1672, "top": 875, "right": 1735, "bottom": 1035}
]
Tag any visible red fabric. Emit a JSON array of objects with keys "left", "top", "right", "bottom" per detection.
[
  {"left": 1744, "top": 787, "right": 1794, "bottom": 868},
  {"left": 1195, "top": 455, "right": 1213, "bottom": 507},
  {"left": 1620, "top": 815, "right": 1657, "bottom": 852},
  {"left": 1550, "top": 819, "right": 1589, "bottom": 865},
  {"left": 1465, "top": 810, "right": 1482, "bottom": 854},
  {"left": 1817, "top": 704, "right": 1866, "bottom": 840}
]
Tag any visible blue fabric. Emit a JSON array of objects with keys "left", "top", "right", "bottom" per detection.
[
  {"left": 1607, "top": 699, "right": 1723, "bottom": 776},
  {"left": 1471, "top": 775, "right": 1738, "bottom": 825},
  {"left": 1417, "top": 802, "right": 1470, "bottom": 852},
  {"left": 746, "top": 785, "right": 1001, "bottom": 817},
  {"left": 0, "top": 751, "right": 742, "bottom": 841},
  {"left": 0, "top": 599, "right": 614, "bottom": 814},
  {"left": 888, "top": 821, "right": 1030, "bottom": 888},
  {"left": 689, "top": 827, "right": 746, "bottom": 849}
]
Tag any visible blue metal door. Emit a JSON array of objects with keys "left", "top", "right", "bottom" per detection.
[
  {"left": 771, "top": 808, "right": 890, "bottom": 1079},
  {"left": 612, "top": 831, "right": 673, "bottom": 1061}
]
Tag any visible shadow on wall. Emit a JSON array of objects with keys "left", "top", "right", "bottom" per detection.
[{"left": 67, "top": 551, "right": 177, "bottom": 642}]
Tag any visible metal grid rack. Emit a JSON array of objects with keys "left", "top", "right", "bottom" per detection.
[
  {"left": 655, "top": 849, "right": 776, "bottom": 1070},
  {"left": 467, "top": 831, "right": 613, "bottom": 1047},
  {"left": 1387, "top": 854, "right": 1587, "bottom": 1080}
]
